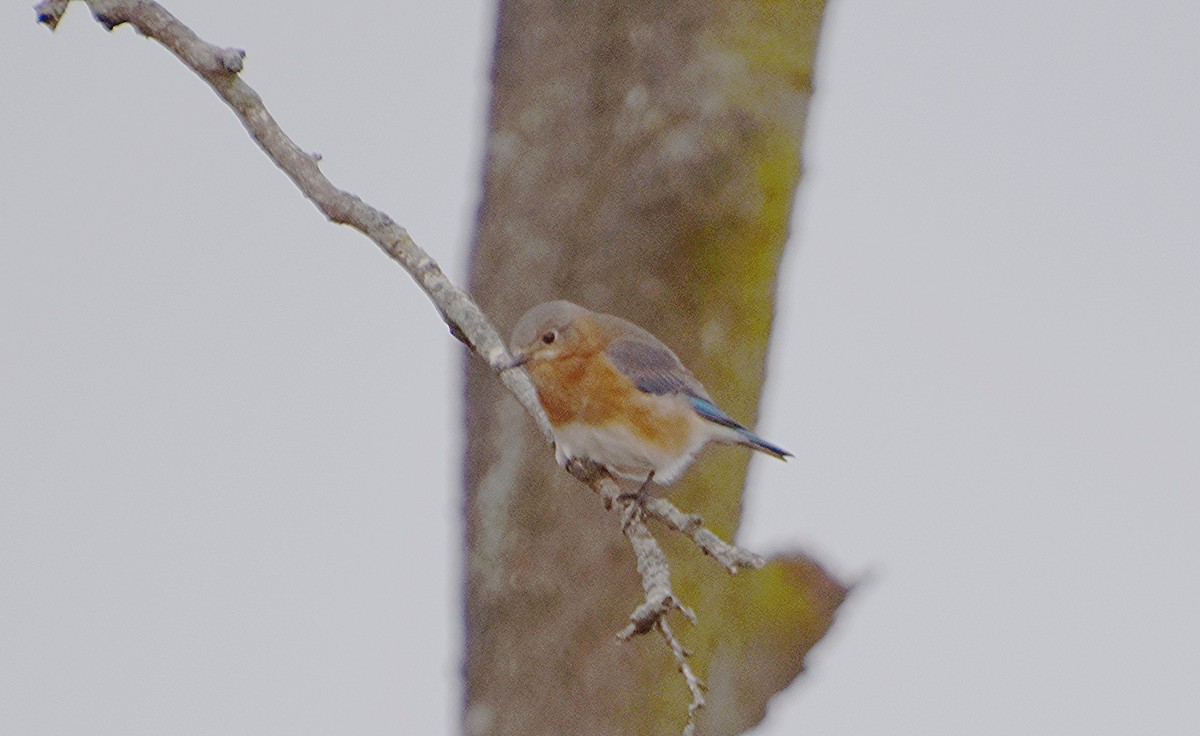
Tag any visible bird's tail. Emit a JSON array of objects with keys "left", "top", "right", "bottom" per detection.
[
  {"left": 689, "top": 395, "right": 792, "bottom": 460},
  {"left": 736, "top": 428, "right": 792, "bottom": 460}
]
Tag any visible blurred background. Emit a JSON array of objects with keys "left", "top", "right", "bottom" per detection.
[{"left": 2, "top": 1, "right": 1197, "bottom": 734}]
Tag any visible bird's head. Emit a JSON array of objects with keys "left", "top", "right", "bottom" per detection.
[{"left": 506, "top": 300, "right": 592, "bottom": 368}]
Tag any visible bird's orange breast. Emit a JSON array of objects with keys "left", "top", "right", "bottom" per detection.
[{"left": 528, "top": 347, "right": 692, "bottom": 455}]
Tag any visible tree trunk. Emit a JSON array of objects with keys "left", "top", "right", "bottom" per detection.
[{"left": 463, "top": 1, "right": 844, "bottom": 734}]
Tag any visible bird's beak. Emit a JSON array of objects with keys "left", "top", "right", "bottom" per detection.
[{"left": 502, "top": 350, "right": 529, "bottom": 370}]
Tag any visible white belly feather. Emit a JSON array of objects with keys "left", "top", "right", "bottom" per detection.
[{"left": 551, "top": 411, "right": 741, "bottom": 485}]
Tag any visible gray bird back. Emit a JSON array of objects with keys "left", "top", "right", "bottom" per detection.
[{"left": 599, "top": 314, "right": 711, "bottom": 400}]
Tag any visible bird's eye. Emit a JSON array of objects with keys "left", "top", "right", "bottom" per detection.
[{"left": 541, "top": 331, "right": 556, "bottom": 344}]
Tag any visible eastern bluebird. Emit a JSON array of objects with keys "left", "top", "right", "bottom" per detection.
[{"left": 507, "top": 300, "right": 790, "bottom": 490}]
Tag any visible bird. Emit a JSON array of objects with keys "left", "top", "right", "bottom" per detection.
[{"left": 506, "top": 300, "right": 790, "bottom": 492}]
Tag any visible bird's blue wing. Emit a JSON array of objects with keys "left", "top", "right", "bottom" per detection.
[
  {"left": 605, "top": 336, "right": 705, "bottom": 397},
  {"left": 607, "top": 336, "right": 792, "bottom": 459}
]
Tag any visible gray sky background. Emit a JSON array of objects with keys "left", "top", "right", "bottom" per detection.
[{"left": 2, "top": 2, "right": 1197, "bottom": 734}]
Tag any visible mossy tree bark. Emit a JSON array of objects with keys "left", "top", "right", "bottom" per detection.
[{"left": 463, "top": 2, "right": 844, "bottom": 734}]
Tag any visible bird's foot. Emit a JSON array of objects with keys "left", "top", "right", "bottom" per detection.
[{"left": 616, "top": 471, "right": 655, "bottom": 505}]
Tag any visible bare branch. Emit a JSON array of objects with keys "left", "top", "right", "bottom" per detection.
[
  {"left": 660, "top": 617, "right": 706, "bottom": 736},
  {"left": 35, "top": 0, "right": 551, "bottom": 444},
  {"left": 615, "top": 500, "right": 693, "bottom": 639},
  {"left": 643, "top": 496, "right": 766, "bottom": 573},
  {"left": 37, "top": 4, "right": 771, "bottom": 731},
  {"left": 568, "top": 459, "right": 765, "bottom": 576}
]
